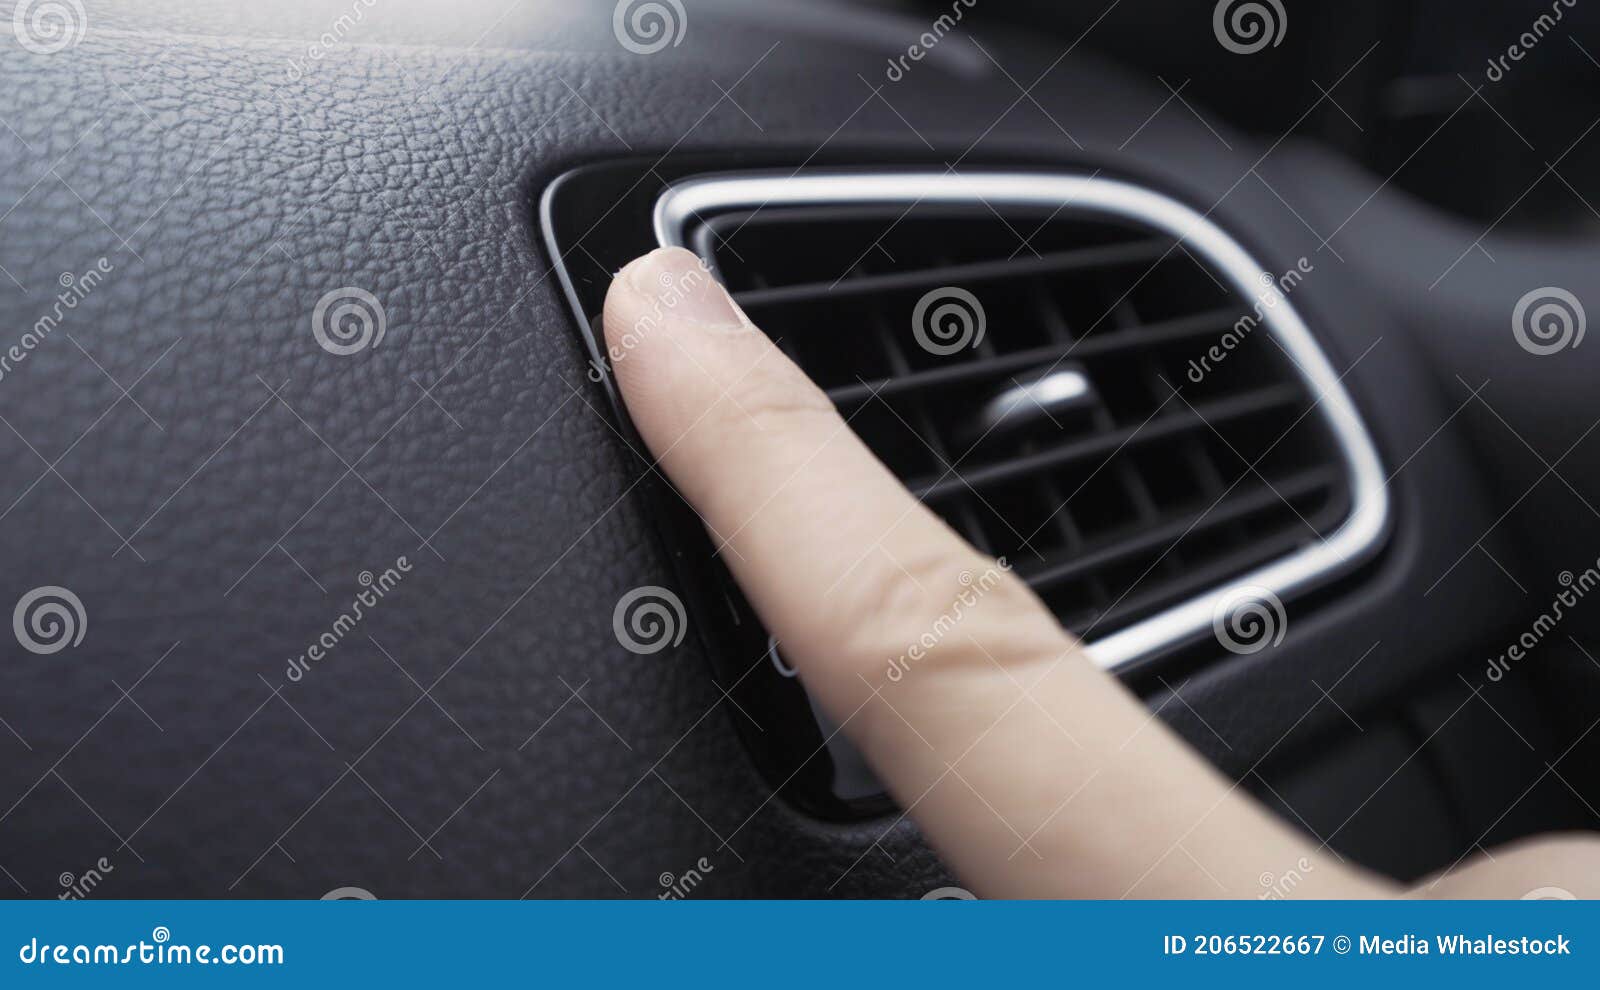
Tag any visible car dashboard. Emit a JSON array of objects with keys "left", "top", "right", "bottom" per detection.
[{"left": 0, "top": 0, "right": 1596, "bottom": 897}]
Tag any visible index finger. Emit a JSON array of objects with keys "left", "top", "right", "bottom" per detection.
[{"left": 604, "top": 247, "right": 1385, "bottom": 899}]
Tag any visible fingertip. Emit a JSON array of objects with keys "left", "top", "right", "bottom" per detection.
[
  {"left": 612, "top": 245, "right": 702, "bottom": 287},
  {"left": 605, "top": 247, "right": 743, "bottom": 339}
]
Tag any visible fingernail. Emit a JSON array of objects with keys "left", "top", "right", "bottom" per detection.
[{"left": 624, "top": 248, "right": 743, "bottom": 328}]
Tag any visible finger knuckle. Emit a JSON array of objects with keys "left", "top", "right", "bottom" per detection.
[{"left": 834, "top": 543, "right": 1042, "bottom": 683}]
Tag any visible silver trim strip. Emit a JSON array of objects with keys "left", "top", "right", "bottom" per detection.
[{"left": 653, "top": 170, "right": 1390, "bottom": 670}]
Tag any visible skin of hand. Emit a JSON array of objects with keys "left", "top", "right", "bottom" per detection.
[{"left": 603, "top": 246, "right": 1600, "bottom": 899}]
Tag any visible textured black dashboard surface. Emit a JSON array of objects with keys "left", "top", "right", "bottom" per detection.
[{"left": 0, "top": 0, "right": 1559, "bottom": 896}]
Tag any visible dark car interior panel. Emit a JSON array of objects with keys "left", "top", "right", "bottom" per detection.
[{"left": 1, "top": 0, "right": 1596, "bottom": 896}]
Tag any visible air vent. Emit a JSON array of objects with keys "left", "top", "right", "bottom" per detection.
[
  {"left": 542, "top": 163, "right": 1391, "bottom": 817},
  {"left": 655, "top": 172, "right": 1389, "bottom": 667}
]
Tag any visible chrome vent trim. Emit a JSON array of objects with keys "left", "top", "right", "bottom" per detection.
[{"left": 652, "top": 170, "right": 1390, "bottom": 670}]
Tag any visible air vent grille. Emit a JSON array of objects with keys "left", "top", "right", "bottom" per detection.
[{"left": 659, "top": 174, "right": 1386, "bottom": 656}]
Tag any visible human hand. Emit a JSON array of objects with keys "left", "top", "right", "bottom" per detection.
[{"left": 604, "top": 247, "right": 1596, "bottom": 899}]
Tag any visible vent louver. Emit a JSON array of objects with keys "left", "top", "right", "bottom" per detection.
[{"left": 655, "top": 172, "right": 1389, "bottom": 666}]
